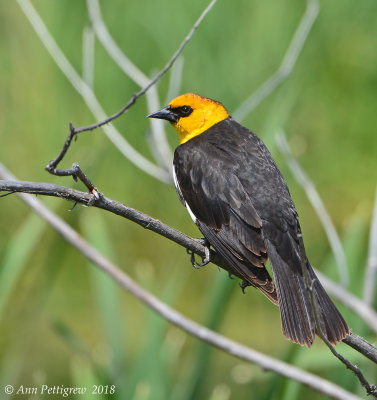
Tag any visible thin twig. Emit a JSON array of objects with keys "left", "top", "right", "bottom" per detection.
[
  {"left": 309, "top": 279, "right": 377, "bottom": 398},
  {"left": 75, "top": 0, "right": 218, "bottom": 135},
  {"left": 148, "top": 57, "right": 184, "bottom": 165},
  {"left": 0, "top": 191, "right": 16, "bottom": 198},
  {"left": 233, "top": 0, "right": 319, "bottom": 122},
  {"left": 363, "top": 185, "right": 377, "bottom": 306},
  {"left": 17, "top": 0, "right": 171, "bottom": 183},
  {"left": 276, "top": 130, "right": 349, "bottom": 287},
  {"left": 86, "top": 0, "right": 173, "bottom": 171},
  {"left": 1, "top": 176, "right": 377, "bottom": 363},
  {"left": 0, "top": 172, "right": 364, "bottom": 400},
  {"left": 49, "top": 162, "right": 99, "bottom": 204},
  {"left": 165, "top": 57, "right": 184, "bottom": 105}
]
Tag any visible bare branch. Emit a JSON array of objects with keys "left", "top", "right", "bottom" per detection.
[
  {"left": 165, "top": 57, "right": 184, "bottom": 105},
  {"left": 0, "top": 172, "right": 365, "bottom": 400},
  {"left": 17, "top": 0, "right": 171, "bottom": 183},
  {"left": 233, "top": 0, "right": 319, "bottom": 122},
  {"left": 276, "top": 130, "right": 349, "bottom": 287},
  {"left": 364, "top": 185, "right": 377, "bottom": 305},
  {"left": 343, "top": 332, "right": 377, "bottom": 365}
]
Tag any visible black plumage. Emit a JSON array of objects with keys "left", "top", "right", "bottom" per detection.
[{"left": 173, "top": 117, "right": 349, "bottom": 346}]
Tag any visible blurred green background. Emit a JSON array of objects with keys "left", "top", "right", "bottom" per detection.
[{"left": 0, "top": 0, "right": 376, "bottom": 399}]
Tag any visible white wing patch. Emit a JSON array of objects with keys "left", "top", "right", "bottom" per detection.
[
  {"left": 185, "top": 202, "right": 198, "bottom": 224},
  {"left": 173, "top": 167, "right": 197, "bottom": 224}
]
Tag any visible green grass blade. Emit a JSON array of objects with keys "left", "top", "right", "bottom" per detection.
[
  {"left": 0, "top": 207, "right": 55, "bottom": 319},
  {"left": 80, "top": 210, "right": 128, "bottom": 398},
  {"left": 171, "top": 271, "right": 234, "bottom": 400}
]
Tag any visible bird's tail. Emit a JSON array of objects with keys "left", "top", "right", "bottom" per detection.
[{"left": 265, "top": 240, "right": 349, "bottom": 347}]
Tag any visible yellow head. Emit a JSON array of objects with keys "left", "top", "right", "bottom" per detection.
[{"left": 148, "top": 93, "right": 229, "bottom": 144}]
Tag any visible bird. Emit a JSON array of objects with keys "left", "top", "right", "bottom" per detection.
[{"left": 148, "top": 93, "right": 349, "bottom": 347}]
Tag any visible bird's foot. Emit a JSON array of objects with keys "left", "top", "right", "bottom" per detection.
[
  {"left": 239, "top": 279, "right": 251, "bottom": 294},
  {"left": 186, "top": 248, "right": 200, "bottom": 269},
  {"left": 197, "top": 238, "right": 211, "bottom": 266},
  {"left": 228, "top": 272, "right": 234, "bottom": 280},
  {"left": 186, "top": 238, "right": 211, "bottom": 269}
]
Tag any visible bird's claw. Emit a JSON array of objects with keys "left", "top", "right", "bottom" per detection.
[
  {"left": 197, "top": 244, "right": 210, "bottom": 266},
  {"left": 239, "top": 279, "right": 251, "bottom": 294},
  {"left": 186, "top": 238, "right": 211, "bottom": 269},
  {"left": 186, "top": 248, "right": 200, "bottom": 269}
]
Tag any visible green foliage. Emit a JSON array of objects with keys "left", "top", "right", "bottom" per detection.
[{"left": 0, "top": 0, "right": 376, "bottom": 399}]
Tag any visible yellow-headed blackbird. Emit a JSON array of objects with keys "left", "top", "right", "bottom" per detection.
[{"left": 148, "top": 93, "right": 349, "bottom": 346}]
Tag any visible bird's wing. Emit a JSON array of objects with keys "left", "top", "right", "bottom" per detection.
[{"left": 173, "top": 135, "right": 277, "bottom": 303}]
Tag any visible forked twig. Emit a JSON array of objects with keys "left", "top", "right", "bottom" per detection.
[
  {"left": 51, "top": 0, "right": 216, "bottom": 177},
  {"left": 17, "top": 0, "right": 171, "bottom": 183},
  {"left": 17, "top": 0, "right": 217, "bottom": 183}
]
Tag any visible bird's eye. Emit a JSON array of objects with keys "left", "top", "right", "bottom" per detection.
[
  {"left": 181, "top": 105, "right": 193, "bottom": 116},
  {"left": 171, "top": 105, "right": 193, "bottom": 118}
]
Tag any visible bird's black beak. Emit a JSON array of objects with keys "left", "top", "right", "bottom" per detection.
[{"left": 147, "top": 106, "right": 179, "bottom": 123}]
